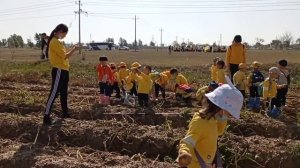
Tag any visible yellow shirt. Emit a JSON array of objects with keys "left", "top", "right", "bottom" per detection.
[
  {"left": 49, "top": 37, "right": 69, "bottom": 71},
  {"left": 179, "top": 112, "right": 227, "bottom": 168},
  {"left": 118, "top": 68, "right": 130, "bottom": 81},
  {"left": 210, "top": 65, "right": 218, "bottom": 82},
  {"left": 233, "top": 70, "right": 247, "bottom": 91},
  {"left": 263, "top": 77, "right": 277, "bottom": 99},
  {"left": 113, "top": 71, "right": 119, "bottom": 83},
  {"left": 175, "top": 74, "right": 188, "bottom": 85},
  {"left": 155, "top": 73, "right": 169, "bottom": 86},
  {"left": 196, "top": 86, "right": 209, "bottom": 101},
  {"left": 161, "top": 70, "right": 171, "bottom": 79},
  {"left": 216, "top": 69, "right": 226, "bottom": 84},
  {"left": 135, "top": 73, "right": 153, "bottom": 94},
  {"left": 124, "top": 72, "right": 137, "bottom": 91},
  {"left": 226, "top": 43, "right": 246, "bottom": 65}
]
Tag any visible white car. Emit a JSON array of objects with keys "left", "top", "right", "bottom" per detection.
[{"left": 119, "top": 46, "right": 129, "bottom": 51}]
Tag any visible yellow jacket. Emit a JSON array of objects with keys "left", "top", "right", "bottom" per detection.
[
  {"left": 175, "top": 74, "right": 188, "bottom": 85},
  {"left": 226, "top": 43, "right": 246, "bottom": 65},
  {"left": 161, "top": 70, "right": 171, "bottom": 79},
  {"left": 233, "top": 70, "right": 247, "bottom": 91},
  {"left": 113, "top": 71, "right": 119, "bottom": 83},
  {"left": 124, "top": 72, "right": 137, "bottom": 91},
  {"left": 179, "top": 112, "right": 227, "bottom": 168},
  {"left": 196, "top": 86, "right": 209, "bottom": 101},
  {"left": 49, "top": 37, "right": 69, "bottom": 71},
  {"left": 155, "top": 73, "right": 169, "bottom": 86},
  {"left": 118, "top": 68, "right": 130, "bottom": 81},
  {"left": 216, "top": 69, "right": 226, "bottom": 84},
  {"left": 263, "top": 77, "right": 277, "bottom": 99},
  {"left": 210, "top": 65, "right": 218, "bottom": 82},
  {"left": 135, "top": 73, "right": 153, "bottom": 94}
]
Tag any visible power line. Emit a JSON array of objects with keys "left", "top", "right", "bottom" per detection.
[
  {"left": 0, "top": 4, "right": 73, "bottom": 16},
  {"left": 88, "top": 8, "right": 300, "bottom": 15},
  {"left": 0, "top": 13, "right": 73, "bottom": 22},
  {"left": 0, "top": 1, "right": 73, "bottom": 13},
  {"left": 86, "top": 1, "right": 300, "bottom": 7}
]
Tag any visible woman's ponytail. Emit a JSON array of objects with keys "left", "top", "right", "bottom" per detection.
[{"left": 47, "top": 24, "right": 68, "bottom": 56}]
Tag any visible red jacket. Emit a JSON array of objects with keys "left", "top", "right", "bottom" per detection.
[{"left": 97, "top": 64, "right": 114, "bottom": 84}]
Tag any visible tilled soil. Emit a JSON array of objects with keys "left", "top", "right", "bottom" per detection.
[{"left": 1, "top": 77, "right": 300, "bottom": 167}]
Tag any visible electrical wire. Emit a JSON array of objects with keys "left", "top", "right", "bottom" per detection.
[{"left": 0, "top": 13, "right": 73, "bottom": 22}]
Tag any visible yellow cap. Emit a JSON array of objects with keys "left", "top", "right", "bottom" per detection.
[
  {"left": 119, "top": 62, "right": 127, "bottom": 67},
  {"left": 130, "top": 62, "right": 142, "bottom": 70},
  {"left": 252, "top": 61, "right": 262, "bottom": 68},
  {"left": 238, "top": 63, "right": 247, "bottom": 69}
]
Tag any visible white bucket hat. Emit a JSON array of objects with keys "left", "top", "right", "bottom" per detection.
[{"left": 205, "top": 76, "right": 243, "bottom": 119}]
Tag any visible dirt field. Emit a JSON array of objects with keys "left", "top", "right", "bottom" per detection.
[{"left": 0, "top": 48, "right": 300, "bottom": 167}]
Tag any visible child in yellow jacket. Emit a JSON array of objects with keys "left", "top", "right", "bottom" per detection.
[
  {"left": 210, "top": 57, "right": 220, "bottom": 82},
  {"left": 133, "top": 65, "right": 153, "bottom": 107},
  {"left": 263, "top": 67, "right": 287, "bottom": 110},
  {"left": 233, "top": 63, "right": 247, "bottom": 98},
  {"left": 177, "top": 81, "right": 243, "bottom": 168},
  {"left": 196, "top": 81, "right": 219, "bottom": 105},
  {"left": 118, "top": 62, "right": 130, "bottom": 95},
  {"left": 124, "top": 62, "right": 140, "bottom": 96},
  {"left": 216, "top": 60, "right": 227, "bottom": 84},
  {"left": 110, "top": 63, "right": 121, "bottom": 98},
  {"left": 153, "top": 72, "right": 168, "bottom": 100}
]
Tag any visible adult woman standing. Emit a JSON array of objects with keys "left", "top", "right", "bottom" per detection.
[
  {"left": 44, "top": 24, "right": 78, "bottom": 125},
  {"left": 177, "top": 77, "right": 243, "bottom": 168},
  {"left": 226, "top": 35, "right": 246, "bottom": 80}
]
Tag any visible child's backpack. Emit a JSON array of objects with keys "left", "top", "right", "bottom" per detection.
[{"left": 251, "top": 71, "right": 264, "bottom": 84}]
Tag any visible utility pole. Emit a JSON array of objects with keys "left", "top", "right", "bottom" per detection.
[
  {"left": 75, "top": 0, "right": 87, "bottom": 54},
  {"left": 159, "top": 27, "right": 163, "bottom": 50},
  {"left": 135, "top": 15, "right": 137, "bottom": 52}
]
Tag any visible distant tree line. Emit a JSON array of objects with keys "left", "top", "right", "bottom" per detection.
[{"left": 0, "top": 32, "right": 300, "bottom": 50}]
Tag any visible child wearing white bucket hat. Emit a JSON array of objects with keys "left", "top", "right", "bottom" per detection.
[{"left": 177, "top": 76, "right": 243, "bottom": 168}]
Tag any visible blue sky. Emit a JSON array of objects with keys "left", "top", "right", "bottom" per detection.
[{"left": 1, "top": 0, "right": 300, "bottom": 46}]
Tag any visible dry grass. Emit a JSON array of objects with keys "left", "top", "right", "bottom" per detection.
[{"left": 1, "top": 48, "right": 300, "bottom": 66}]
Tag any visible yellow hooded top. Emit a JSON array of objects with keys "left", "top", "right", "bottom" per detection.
[
  {"left": 225, "top": 43, "right": 246, "bottom": 65},
  {"left": 179, "top": 112, "right": 227, "bottom": 168},
  {"left": 216, "top": 69, "right": 226, "bottom": 84},
  {"left": 118, "top": 68, "right": 130, "bottom": 81},
  {"left": 233, "top": 70, "right": 247, "bottom": 91},
  {"left": 49, "top": 37, "right": 69, "bottom": 71},
  {"left": 210, "top": 65, "right": 218, "bottom": 82},
  {"left": 263, "top": 77, "right": 277, "bottom": 99},
  {"left": 135, "top": 72, "right": 153, "bottom": 94}
]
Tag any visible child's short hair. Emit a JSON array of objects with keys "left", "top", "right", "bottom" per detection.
[
  {"left": 99, "top": 56, "right": 108, "bottom": 61},
  {"left": 278, "top": 59, "right": 288, "bottom": 67},
  {"left": 170, "top": 68, "right": 178, "bottom": 75},
  {"left": 145, "top": 65, "right": 152, "bottom": 72},
  {"left": 216, "top": 60, "right": 225, "bottom": 68}
]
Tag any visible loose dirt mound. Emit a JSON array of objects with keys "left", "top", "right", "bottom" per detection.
[{"left": 0, "top": 138, "right": 176, "bottom": 168}]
